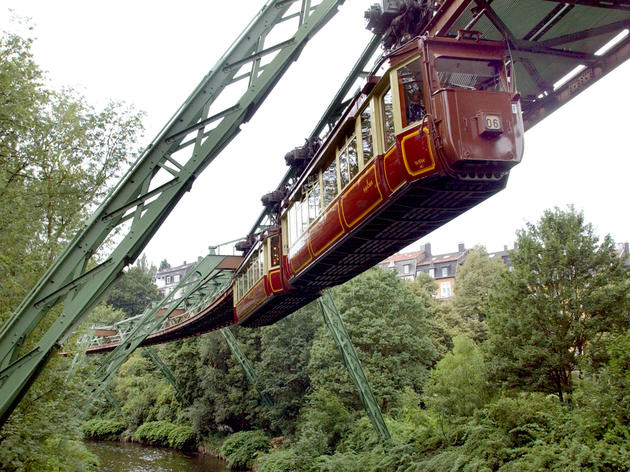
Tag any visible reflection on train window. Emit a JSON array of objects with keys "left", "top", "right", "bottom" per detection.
[
  {"left": 305, "top": 175, "right": 321, "bottom": 224},
  {"left": 270, "top": 235, "right": 280, "bottom": 267},
  {"left": 435, "top": 57, "right": 505, "bottom": 91},
  {"left": 360, "top": 106, "right": 373, "bottom": 162},
  {"left": 323, "top": 157, "right": 338, "bottom": 207},
  {"left": 398, "top": 58, "right": 425, "bottom": 127},
  {"left": 381, "top": 88, "right": 395, "bottom": 149}
]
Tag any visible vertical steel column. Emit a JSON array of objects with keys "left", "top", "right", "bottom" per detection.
[
  {"left": 318, "top": 290, "right": 391, "bottom": 442},
  {"left": 220, "top": 328, "right": 273, "bottom": 409}
]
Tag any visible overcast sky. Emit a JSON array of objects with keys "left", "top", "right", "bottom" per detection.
[{"left": 2, "top": 1, "right": 629, "bottom": 267}]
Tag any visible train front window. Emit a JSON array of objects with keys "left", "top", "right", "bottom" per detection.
[
  {"left": 381, "top": 88, "right": 396, "bottom": 149},
  {"left": 435, "top": 57, "right": 505, "bottom": 91},
  {"left": 398, "top": 58, "right": 425, "bottom": 127}
]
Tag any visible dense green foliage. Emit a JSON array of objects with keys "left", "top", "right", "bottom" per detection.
[
  {"left": 0, "top": 23, "right": 143, "bottom": 472},
  {"left": 133, "top": 421, "right": 197, "bottom": 451},
  {"left": 487, "top": 206, "right": 629, "bottom": 401},
  {"left": 106, "top": 257, "right": 160, "bottom": 317},
  {"left": 85, "top": 207, "right": 629, "bottom": 470},
  {"left": 81, "top": 419, "right": 126, "bottom": 441},
  {"left": 220, "top": 430, "right": 270, "bottom": 470}
]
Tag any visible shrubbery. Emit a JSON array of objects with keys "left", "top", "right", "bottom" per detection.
[
  {"left": 81, "top": 419, "right": 126, "bottom": 440},
  {"left": 133, "top": 421, "right": 197, "bottom": 450},
  {"left": 220, "top": 430, "right": 270, "bottom": 470}
]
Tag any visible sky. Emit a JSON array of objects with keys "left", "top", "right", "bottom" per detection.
[{"left": 2, "top": 1, "right": 629, "bottom": 268}]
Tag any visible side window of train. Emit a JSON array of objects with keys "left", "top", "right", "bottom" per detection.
[
  {"left": 381, "top": 88, "right": 395, "bottom": 150},
  {"left": 338, "top": 136, "right": 358, "bottom": 190},
  {"left": 360, "top": 105, "right": 373, "bottom": 163},
  {"left": 305, "top": 175, "right": 321, "bottom": 224},
  {"left": 270, "top": 234, "right": 280, "bottom": 267},
  {"left": 397, "top": 58, "right": 425, "bottom": 128},
  {"left": 322, "top": 156, "right": 338, "bottom": 207}
]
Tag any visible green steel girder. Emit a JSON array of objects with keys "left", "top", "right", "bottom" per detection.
[
  {"left": 318, "top": 290, "right": 391, "bottom": 442},
  {"left": 92, "top": 255, "right": 231, "bottom": 389},
  {"left": 220, "top": 328, "right": 273, "bottom": 409},
  {"left": 145, "top": 347, "right": 182, "bottom": 402},
  {"left": 0, "top": 0, "right": 346, "bottom": 426},
  {"left": 102, "top": 388, "right": 123, "bottom": 417}
]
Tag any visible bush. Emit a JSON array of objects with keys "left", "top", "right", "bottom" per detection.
[
  {"left": 167, "top": 425, "right": 197, "bottom": 451},
  {"left": 221, "top": 430, "right": 270, "bottom": 470},
  {"left": 133, "top": 421, "right": 197, "bottom": 450},
  {"left": 81, "top": 419, "right": 126, "bottom": 440},
  {"left": 256, "top": 449, "right": 302, "bottom": 472}
]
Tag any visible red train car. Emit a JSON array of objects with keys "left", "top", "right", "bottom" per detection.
[{"left": 233, "top": 32, "right": 524, "bottom": 327}]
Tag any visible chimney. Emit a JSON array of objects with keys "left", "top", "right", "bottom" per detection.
[
  {"left": 458, "top": 242, "right": 465, "bottom": 253},
  {"left": 504, "top": 245, "right": 508, "bottom": 252},
  {"left": 424, "top": 242, "right": 431, "bottom": 257},
  {"left": 625, "top": 242, "right": 629, "bottom": 254}
]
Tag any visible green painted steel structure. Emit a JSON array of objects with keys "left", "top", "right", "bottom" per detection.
[
  {"left": 92, "top": 254, "right": 233, "bottom": 392},
  {"left": 220, "top": 328, "right": 274, "bottom": 409},
  {"left": 318, "top": 290, "right": 391, "bottom": 442},
  {"left": 0, "top": 0, "right": 346, "bottom": 426},
  {"left": 145, "top": 347, "right": 182, "bottom": 401}
]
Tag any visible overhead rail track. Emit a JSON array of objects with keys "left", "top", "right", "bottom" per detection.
[{"left": 0, "top": 0, "right": 347, "bottom": 426}]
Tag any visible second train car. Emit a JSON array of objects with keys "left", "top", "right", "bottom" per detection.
[{"left": 232, "top": 32, "right": 524, "bottom": 327}]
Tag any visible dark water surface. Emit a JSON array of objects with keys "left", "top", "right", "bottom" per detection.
[{"left": 85, "top": 441, "right": 229, "bottom": 472}]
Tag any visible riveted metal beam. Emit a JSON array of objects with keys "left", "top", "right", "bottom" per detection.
[{"left": 318, "top": 290, "right": 391, "bottom": 442}]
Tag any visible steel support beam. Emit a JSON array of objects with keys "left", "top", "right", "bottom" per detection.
[
  {"left": 318, "top": 290, "right": 391, "bottom": 442},
  {"left": 0, "top": 0, "right": 346, "bottom": 426},
  {"left": 145, "top": 347, "right": 182, "bottom": 401},
  {"left": 102, "top": 388, "right": 123, "bottom": 416},
  {"left": 220, "top": 328, "right": 273, "bottom": 409}
]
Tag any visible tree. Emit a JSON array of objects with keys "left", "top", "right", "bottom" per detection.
[
  {"left": 452, "top": 246, "right": 506, "bottom": 343},
  {"left": 158, "top": 259, "right": 171, "bottom": 271},
  {"left": 408, "top": 272, "right": 468, "bottom": 357},
  {"left": 486, "top": 207, "right": 629, "bottom": 401},
  {"left": 106, "top": 264, "right": 160, "bottom": 317},
  {"left": 424, "top": 335, "right": 489, "bottom": 419},
  {"left": 0, "top": 25, "right": 144, "bottom": 471}
]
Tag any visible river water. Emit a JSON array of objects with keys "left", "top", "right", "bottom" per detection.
[{"left": 85, "top": 441, "right": 229, "bottom": 472}]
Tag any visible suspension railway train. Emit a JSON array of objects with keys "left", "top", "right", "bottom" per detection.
[
  {"left": 232, "top": 31, "right": 523, "bottom": 327},
  {"left": 88, "top": 31, "right": 525, "bottom": 350}
]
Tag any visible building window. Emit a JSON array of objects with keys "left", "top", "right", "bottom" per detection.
[
  {"left": 403, "top": 264, "right": 411, "bottom": 275},
  {"left": 428, "top": 268, "right": 435, "bottom": 278},
  {"left": 173, "top": 274, "right": 180, "bottom": 283},
  {"left": 166, "top": 275, "right": 172, "bottom": 284},
  {"left": 440, "top": 281, "right": 452, "bottom": 298},
  {"left": 441, "top": 267, "right": 448, "bottom": 278}
]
